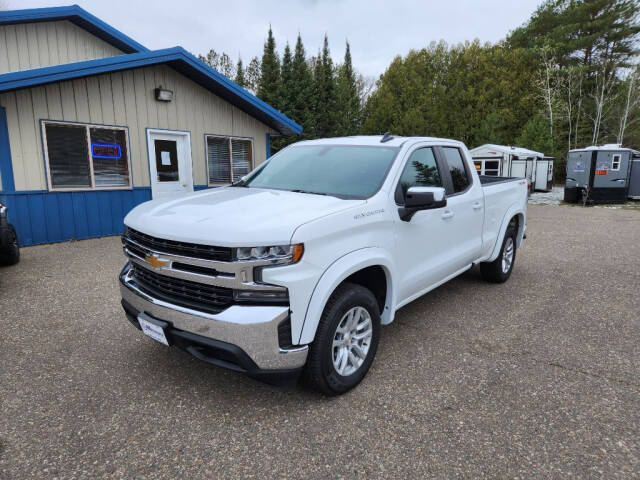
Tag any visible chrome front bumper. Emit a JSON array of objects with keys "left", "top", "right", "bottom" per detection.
[{"left": 119, "top": 265, "right": 308, "bottom": 371}]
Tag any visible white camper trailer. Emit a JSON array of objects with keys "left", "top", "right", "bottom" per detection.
[{"left": 470, "top": 144, "right": 553, "bottom": 192}]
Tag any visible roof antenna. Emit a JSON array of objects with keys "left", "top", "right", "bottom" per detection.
[{"left": 380, "top": 132, "right": 393, "bottom": 143}]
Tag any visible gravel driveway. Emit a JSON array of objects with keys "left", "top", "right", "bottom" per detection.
[{"left": 1, "top": 205, "right": 638, "bottom": 479}]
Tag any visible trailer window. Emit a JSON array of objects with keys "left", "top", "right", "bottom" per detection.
[
  {"left": 484, "top": 160, "right": 500, "bottom": 176},
  {"left": 611, "top": 154, "right": 621, "bottom": 171}
]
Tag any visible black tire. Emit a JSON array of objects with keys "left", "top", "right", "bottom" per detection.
[
  {"left": 480, "top": 224, "right": 516, "bottom": 283},
  {"left": 305, "top": 283, "right": 381, "bottom": 396},
  {"left": 0, "top": 225, "right": 19, "bottom": 266}
]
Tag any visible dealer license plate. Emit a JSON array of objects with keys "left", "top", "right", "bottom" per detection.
[{"left": 138, "top": 314, "right": 169, "bottom": 346}]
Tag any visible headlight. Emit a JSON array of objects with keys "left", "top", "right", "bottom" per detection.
[{"left": 235, "top": 244, "right": 304, "bottom": 264}]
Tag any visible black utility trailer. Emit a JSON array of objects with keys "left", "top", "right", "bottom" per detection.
[{"left": 564, "top": 145, "right": 640, "bottom": 204}]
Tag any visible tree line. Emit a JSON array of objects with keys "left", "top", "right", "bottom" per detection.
[
  {"left": 199, "top": 29, "right": 369, "bottom": 151},
  {"left": 200, "top": 0, "right": 640, "bottom": 179}
]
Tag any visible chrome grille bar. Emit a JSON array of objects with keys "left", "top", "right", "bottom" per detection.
[{"left": 122, "top": 231, "right": 287, "bottom": 291}]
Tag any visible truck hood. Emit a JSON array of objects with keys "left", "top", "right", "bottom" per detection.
[{"left": 124, "top": 187, "right": 364, "bottom": 246}]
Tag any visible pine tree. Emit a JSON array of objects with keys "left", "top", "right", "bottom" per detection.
[
  {"left": 290, "top": 34, "right": 314, "bottom": 137},
  {"left": 280, "top": 43, "right": 294, "bottom": 115},
  {"left": 516, "top": 114, "right": 554, "bottom": 154},
  {"left": 508, "top": 0, "right": 640, "bottom": 71},
  {"left": 336, "top": 41, "right": 361, "bottom": 135},
  {"left": 257, "top": 26, "right": 281, "bottom": 107},
  {"left": 245, "top": 57, "right": 261, "bottom": 94},
  {"left": 474, "top": 112, "right": 507, "bottom": 147},
  {"left": 235, "top": 58, "right": 246, "bottom": 88},
  {"left": 199, "top": 49, "right": 220, "bottom": 69},
  {"left": 218, "top": 52, "right": 235, "bottom": 78},
  {"left": 312, "top": 35, "right": 337, "bottom": 138}
]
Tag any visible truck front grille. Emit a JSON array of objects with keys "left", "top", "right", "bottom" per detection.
[
  {"left": 124, "top": 228, "right": 233, "bottom": 262},
  {"left": 131, "top": 264, "right": 233, "bottom": 314}
]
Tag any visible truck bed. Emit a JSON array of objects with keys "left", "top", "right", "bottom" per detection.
[
  {"left": 478, "top": 175, "right": 524, "bottom": 186},
  {"left": 477, "top": 175, "right": 528, "bottom": 259}
]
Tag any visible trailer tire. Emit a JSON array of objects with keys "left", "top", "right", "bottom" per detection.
[
  {"left": 480, "top": 224, "right": 516, "bottom": 283},
  {"left": 304, "top": 283, "right": 380, "bottom": 396},
  {"left": 0, "top": 225, "right": 20, "bottom": 266}
]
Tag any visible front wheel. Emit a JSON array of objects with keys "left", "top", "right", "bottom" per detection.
[
  {"left": 305, "top": 283, "right": 380, "bottom": 395},
  {"left": 480, "top": 224, "right": 516, "bottom": 283}
]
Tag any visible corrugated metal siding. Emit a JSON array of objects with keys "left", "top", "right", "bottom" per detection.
[
  {"left": 0, "top": 64, "right": 273, "bottom": 190},
  {"left": 0, "top": 188, "right": 152, "bottom": 246},
  {"left": 0, "top": 20, "right": 124, "bottom": 74}
]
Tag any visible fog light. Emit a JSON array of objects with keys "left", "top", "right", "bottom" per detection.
[{"left": 233, "top": 289, "right": 289, "bottom": 303}]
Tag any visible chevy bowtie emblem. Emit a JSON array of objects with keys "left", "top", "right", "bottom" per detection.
[{"left": 145, "top": 253, "right": 168, "bottom": 269}]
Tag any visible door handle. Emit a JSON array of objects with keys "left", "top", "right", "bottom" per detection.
[
  {"left": 441, "top": 210, "right": 454, "bottom": 220},
  {"left": 472, "top": 202, "right": 483, "bottom": 210}
]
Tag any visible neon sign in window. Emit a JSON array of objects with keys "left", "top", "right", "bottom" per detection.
[{"left": 91, "top": 143, "right": 122, "bottom": 159}]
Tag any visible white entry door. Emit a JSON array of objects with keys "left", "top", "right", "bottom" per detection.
[
  {"left": 535, "top": 160, "right": 548, "bottom": 190},
  {"left": 147, "top": 129, "right": 193, "bottom": 199}
]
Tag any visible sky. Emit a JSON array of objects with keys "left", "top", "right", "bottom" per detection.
[{"left": 14, "top": 0, "right": 543, "bottom": 78}]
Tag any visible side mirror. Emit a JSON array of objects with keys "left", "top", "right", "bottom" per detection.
[{"left": 399, "top": 186, "right": 447, "bottom": 221}]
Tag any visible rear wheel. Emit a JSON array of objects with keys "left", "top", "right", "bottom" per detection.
[
  {"left": 480, "top": 223, "right": 516, "bottom": 283},
  {"left": 305, "top": 283, "right": 380, "bottom": 395},
  {"left": 0, "top": 225, "right": 19, "bottom": 266}
]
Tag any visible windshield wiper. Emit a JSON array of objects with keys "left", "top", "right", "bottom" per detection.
[{"left": 290, "top": 189, "right": 328, "bottom": 196}]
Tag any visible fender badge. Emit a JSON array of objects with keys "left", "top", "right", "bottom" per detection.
[{"left": 145, "top": 254, "right": 168, "bottom": 269}]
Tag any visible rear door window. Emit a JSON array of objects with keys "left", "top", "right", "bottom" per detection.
[
  {"left": 442, "top": 147, "right": 470, "bottom": 193},
  {"left": 395, "top": 147, "right": 442, "bottom": 203}
]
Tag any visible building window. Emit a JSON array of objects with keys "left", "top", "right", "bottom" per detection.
[
  {"left": 42, "top": 121, "right": 131, "bottom": 190},
  {"left": 611, "top": 154, "right": 621, "bottom": 171},
  {"left": 206, "top": 135, "right": 253, "bottom": 185}
]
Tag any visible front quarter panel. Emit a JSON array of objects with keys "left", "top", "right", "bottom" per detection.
[
  {"left": 296, "top": 247, "right": 397, "bottom": 345},
  {"left": 261, "top": 196, "right": 396, "bottom": 345}
]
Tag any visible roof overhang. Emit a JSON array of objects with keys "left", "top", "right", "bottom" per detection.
[
  {"left": 0, "top": 5, "right": 147, "bottom": 54},
  {"left": 470, "top": 144, "right": 544, "bottom": 157},
  {"left": 570, "top": 146, "right": 639, "bottom": 154},
  {"left": 0, "top": 47, "right": 302, "bottom": 136}
]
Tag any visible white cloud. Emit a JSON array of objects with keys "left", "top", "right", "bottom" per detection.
[{"left": 14, "top": 0, "right": 541, "bottom": 77}]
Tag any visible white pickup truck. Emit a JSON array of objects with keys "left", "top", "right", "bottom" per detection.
[{"left": 120, "top": 135, "right": 527, "bottom": 394}]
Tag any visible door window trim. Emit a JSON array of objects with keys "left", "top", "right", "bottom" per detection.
[
  {"left": 393, "top": 146, "right": 445, "bottom": 205},
  {"left": 434, "top": 146, "right": 474, "bottom": 197}
]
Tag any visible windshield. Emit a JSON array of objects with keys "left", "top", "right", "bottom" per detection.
[{"left": 235, "top": 145, "right": 399, "bottom": 199}]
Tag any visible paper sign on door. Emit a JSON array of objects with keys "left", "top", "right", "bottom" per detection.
[{"left": 161, "top": 151, "right": 171, "bottom": 166}]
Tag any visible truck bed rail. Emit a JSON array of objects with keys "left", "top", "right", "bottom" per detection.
[{"left": 479, "top": 175, "right": 524, "bottom": 186}]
